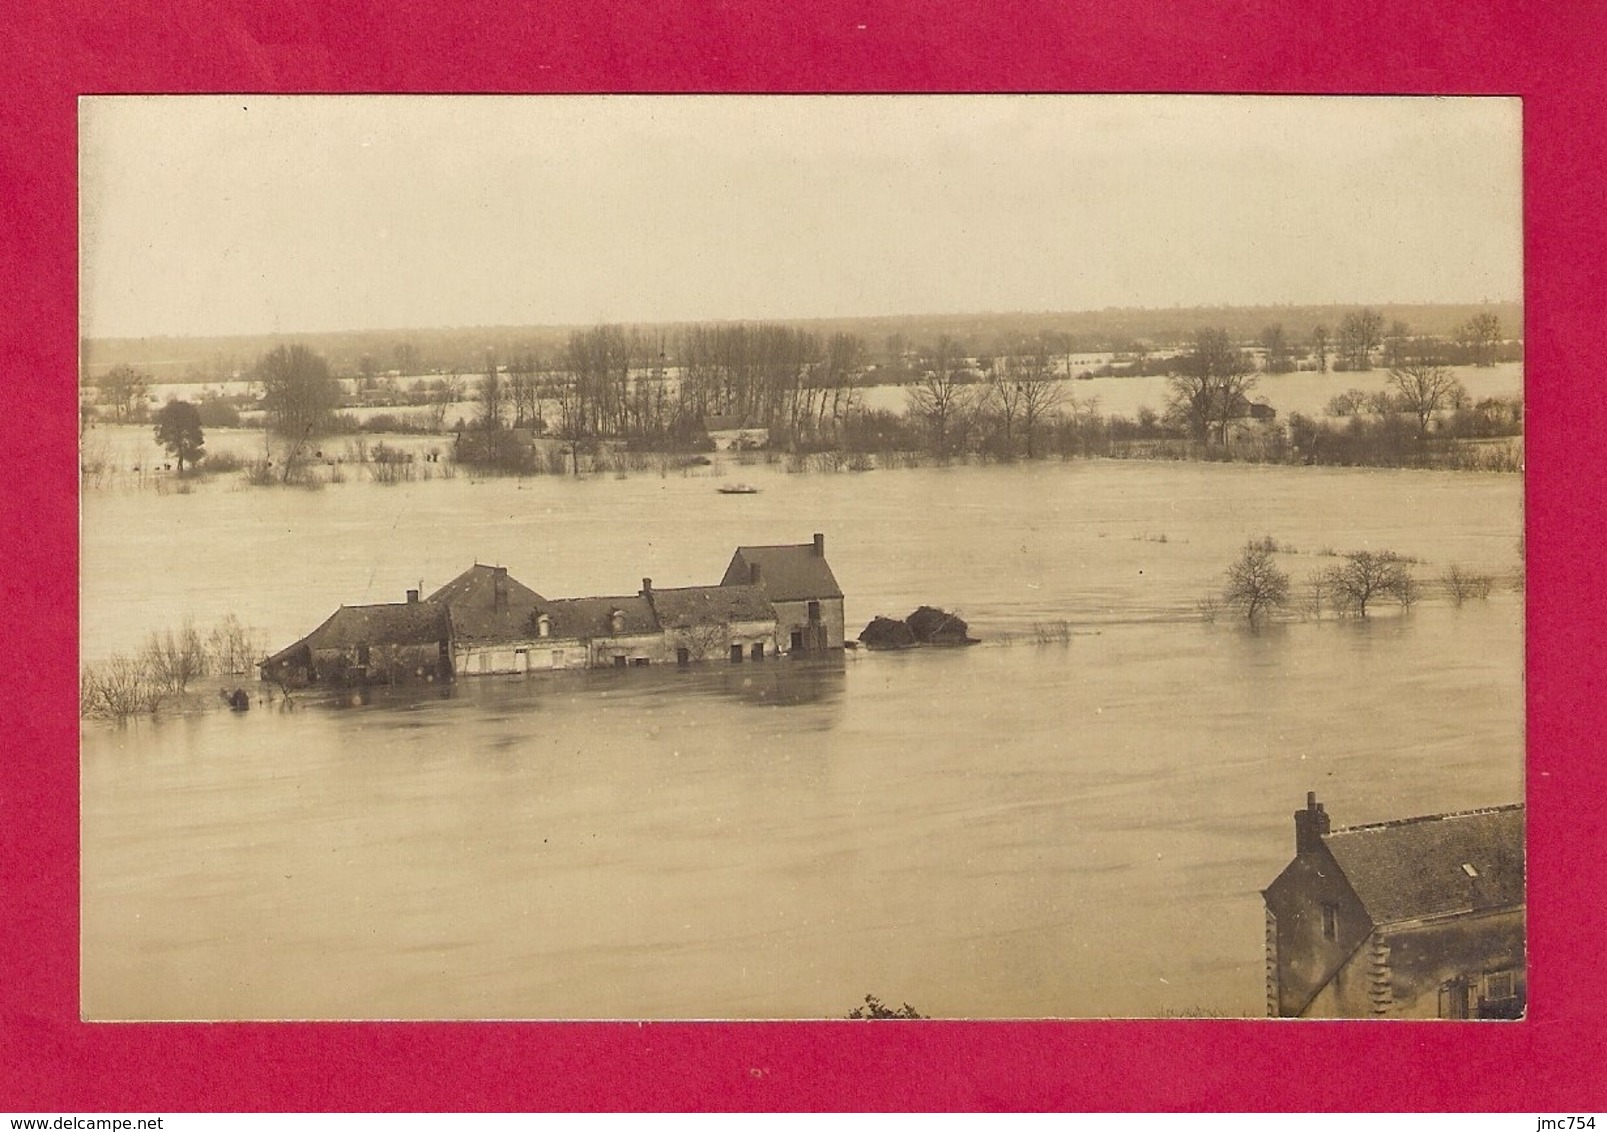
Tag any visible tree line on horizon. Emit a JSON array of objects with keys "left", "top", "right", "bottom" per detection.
[
  {"left": 91, "top": 309, "right": 1523, "bottom": 480},
  {"left": 79, "top": 300, "right": 1521, "bottom": 386}
]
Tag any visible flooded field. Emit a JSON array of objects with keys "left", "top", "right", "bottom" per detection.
[
  {"left": 80, "top": 458, "right": 1524, "bottom": 1019},
  {"left": 860, "top": 361, "right": 1523, "bottom": 420}
]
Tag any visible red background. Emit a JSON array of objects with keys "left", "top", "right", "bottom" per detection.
[{"left": 3, "top": 0, "right": 1603, "bottom": 1111}]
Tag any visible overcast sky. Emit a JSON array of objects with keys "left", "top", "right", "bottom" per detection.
[{"left": 79, "top": 95, "right": 1521, "bottom": 340}]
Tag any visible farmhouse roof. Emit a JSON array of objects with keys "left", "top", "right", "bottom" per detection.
[
  {"left": 722, "top": 538, "right": 842, "bottom": 602},
  {"left": 268, "top": 602, "right": 449, "bottom": 662},
  {"left": 647, "top": 583, "right": 775, "bottom": 628},
  {"left": 539, "top": 595, "right": 659, "bottom": 639},
  {"left": 426, "top": 564, "right": 545, "bottom": 608},
  {"left": 1323, "top": 804, "right": 1525, "bottom": 925}
]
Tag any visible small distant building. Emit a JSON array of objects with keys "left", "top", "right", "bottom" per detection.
[
  {"left": 703, "top": 414, "right": 769, "bottom": 451},
  {"left": 721, "top": 533, "right": 845, "bottom": 652},
  {"left": 453, "top": 426, "right": 538, "bottom": 469},
  {"left": 1262, "top": 794, "right": 1526, "bottom": 1019}
]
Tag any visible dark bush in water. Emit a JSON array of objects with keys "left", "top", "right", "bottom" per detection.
[
  {"left": 859, "top": 607, "right": 976, "bottom": 649},
  {"left": 858, "top": 616, "right": 917, "bottom": 650},
  {"left": 906, "top": 605, "right": 974, "bottom": 645}
]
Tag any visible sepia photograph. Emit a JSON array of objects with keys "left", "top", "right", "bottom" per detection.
[{"left": 77, "top": 94, "right": 1524, "bottom": 1022}]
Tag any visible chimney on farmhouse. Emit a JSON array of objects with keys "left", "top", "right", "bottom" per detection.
[
  {"left": 641, "top": 578, "right": 653, "bottom": 599},
  {"left": 493, "top": 565, "right": 508, "bottom": 612},
  {"left": 749, "top": 562, "right": 762, "bottom": 585},
  {"left": 1294, "top": 792, "right": 1331, "bottom": 855},
  {"left": 813, "top": 532, "right": 825, "bottom": 558},
  {"left": 406, "top": 588, "right": 419, "bottom": 604}
]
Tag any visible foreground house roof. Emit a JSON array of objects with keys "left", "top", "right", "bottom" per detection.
[{"left": 1322, "top": 804, "right": 1525, "bottom": 925}]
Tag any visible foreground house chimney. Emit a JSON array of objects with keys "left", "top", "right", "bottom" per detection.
[
  {"left": 406, "top": 588, "right": 419, "bottom": 603},
  {"left": 493, "top": 565, "right": 508, "bottom": 611},
  {"left": 814, "top": 532, "right": 825, "bottom": 557},
  {"left": 1294, "top": 792, "right": 1331, "bottom": 855},
  {"left": 641, "top": 577, "right": 653, "bottom": 599},
  {"left": 749, "top": 562, "right": 761, "bottom": 585}
]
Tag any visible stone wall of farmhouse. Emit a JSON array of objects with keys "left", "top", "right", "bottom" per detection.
[
  {"left": 311, "top": 643, "right": 445, "bottom": 685},
  {"left": 773, "top": 597, "right": 845, "bottom": 651},
  {"left": 452, "top": 620, "right": 786, "bottom": 675}
]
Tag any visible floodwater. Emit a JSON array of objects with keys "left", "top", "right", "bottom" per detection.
[{"left": 80, "top": 457, "right": 1524, "bottom": 1019}]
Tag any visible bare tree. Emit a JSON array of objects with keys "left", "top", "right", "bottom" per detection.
[
  {"left": 1457, "top": 312, "right": 1503, "bottom": 366},
  {"left": 985, "top": 362, "right": 1024, "bottom": 455},
  {"left": 1337, "top": 308, "right": 1385, "bottom": 371},
  {"left": 426, "top": 372, "right": 463, "bottom": 433},
  {"left": 97, "top": 363, "right": 151, "bottom": 423},
  {"left": 143, "top": 619, "right": 209, "bottom": 692},
  {"left": 258, "top": 344, "right": 338, "bottom": 438},
  {"left": 1223, "top": 540, "right": 1291, "bottom": 623},
  {"left": 815, "top": 332, "right": 867, "bottom": 440},
  {"left": 477, "top": 355, "right": 505, "bottom": 431},
  {"left": 674, "top": 621, "right": 729, "bottom": 662},
  {"left": 392, "top": 341, "right": 422, "bottom": 376},
  {"left": 1311, "top": 325, "right": 1331, "bottom": 373},
  {"left": 1388, "top": 363, "right": 1467, "bottom": 442},
  {"left": 256, "top": 344, "right": 339, "bottom": 483},
  {"left": 1322, "top": 551, "right": 1416, "bottom": 617},
  {"left": 1012, "top": 343, "right": 1069, "bottom": 458},
  {"left": 1167, "top": 328, "right": 1255, "bottom": 448},
  {"left": 905, "top": 336, "right": 975, "bottom": 457},
  {"left": 1259, "top": 325, "right": 1294, "bottom": 373}
]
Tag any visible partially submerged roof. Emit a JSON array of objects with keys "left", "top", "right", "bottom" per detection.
[
  {"left": 1324, "top": 804, "right": 1525, "bottom": 925},
  {"left": 648, "top": 584, "right": 775, "bottom": 628},
  {"left": 426, "top": 564, "right": 545, "bottom": 608},
  {"left": 539, "top": 595, "right": 659, "bottom": 639},
  {"left": 447, "top": 602, "right": 536, "bottom": 644},
  {"left": 431, "top": 566, "right": 546, "bottom": 642},
  {"left": 722, "top": 540, "right": 842, "bottom": 602},
  {"left": 267, "top": 601, "right": 449, "bottom": 663}
]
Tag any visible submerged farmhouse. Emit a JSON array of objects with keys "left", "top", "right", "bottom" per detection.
[
  {"left": 261, "top": 534, "right": 843, "bottom": 687},
  {"left": 1262, "top": 794, "right": 1526, "bottom": 1019}
]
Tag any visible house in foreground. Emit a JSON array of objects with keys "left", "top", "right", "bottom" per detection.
[
  {"left": 1262, "top": 793, "right": 1525, "bottom": 1019},
  {"left": 261, "top": 535, "right": 840, "bottom": 686}
]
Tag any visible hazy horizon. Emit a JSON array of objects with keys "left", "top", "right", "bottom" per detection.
[
  {"left": 80, "top": 299, "right": 1525, "bottom": 355},
  {"left": 80, "top": 95, "right": 1522, "bottom": 341}
]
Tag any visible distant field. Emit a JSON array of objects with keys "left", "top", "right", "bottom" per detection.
[{"left": 856, "top": 362, "right": 1523, "bottom": 421}]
